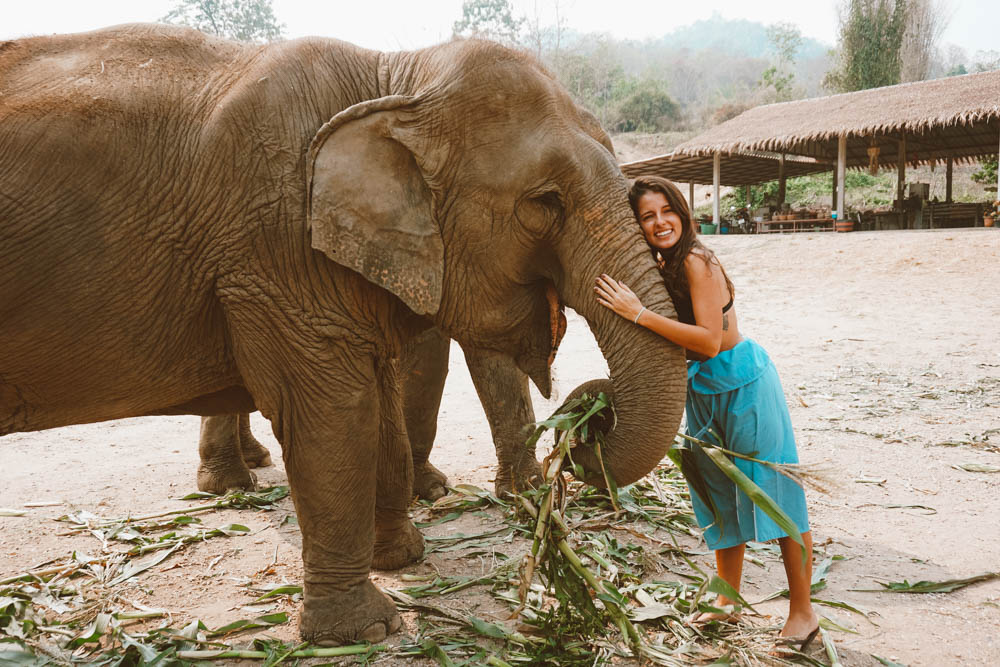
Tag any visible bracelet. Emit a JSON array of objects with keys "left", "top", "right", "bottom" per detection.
[{"left": 633, "top": 306, "right": 646, "bottom": 324}]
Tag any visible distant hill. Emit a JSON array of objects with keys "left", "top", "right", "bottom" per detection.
[{"left": 651, "top": 12, "right": 830, "bottom": 61}]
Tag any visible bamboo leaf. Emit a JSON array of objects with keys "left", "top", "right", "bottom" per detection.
[
  {"left": 0, "top": 646, "right": 51, "bottom": 666},
  {"left": 107, "top": 543, "right": 182, "bottom": 586},
  {"left": 216, "top": 524, "right": 250, "bottom": 536},
  {"left": 953, "top": 463, "right": 1000, "bottom": 473},
  {"left": 822, "top": 628, "right": 844, "bottom": 666},
  {"left": 252, "top": 585, "right": 303, "bottom": 603},
  {"left": 68, "top": 612, "right": 112, "bottom": 647},
  {"left": 855, "top": 572, "right": 1000, "bottom": 594},
  {"left": 701, "top": 446, "right": 805, "bottom": 550},
  {"left": 466, "top": 615, "right": 508, "bottom": 639},
  {"left": 706, "top": 575, "right": 757, "bottom": 613},
  {"left": 419, "top": 638, "right": 456, "bottom": 667},
  {"left": 207, "top": 612, "right": 289, "bottom": 637}
]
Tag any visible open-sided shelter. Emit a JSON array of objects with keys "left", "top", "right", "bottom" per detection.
[{"left": 622, "top": 69, "right": 1000, "bottom": 231}]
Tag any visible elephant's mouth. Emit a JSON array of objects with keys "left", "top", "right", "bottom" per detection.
[{"left": 545, "top": 282, "right": 567, "bottom": 368}]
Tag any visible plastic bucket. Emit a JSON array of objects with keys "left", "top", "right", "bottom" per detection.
[{"left": 699, "top": 223, "right": 717, "bottom": 235}]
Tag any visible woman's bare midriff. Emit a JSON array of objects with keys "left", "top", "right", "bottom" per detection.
[{"left": 686, "top": 307, "right": 744, "bottom": 362}]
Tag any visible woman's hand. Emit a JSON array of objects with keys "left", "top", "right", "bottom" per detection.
[{"left": 594, "top": 274, "right": 644, "bottom": 322}]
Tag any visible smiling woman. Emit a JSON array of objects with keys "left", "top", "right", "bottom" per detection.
[{"left": 594, "top": 175, "right": 819, "bottom": 655}]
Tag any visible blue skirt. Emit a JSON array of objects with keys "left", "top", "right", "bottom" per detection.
[{"left": 684, "top": 339, "right": 810, "bottom": 550}]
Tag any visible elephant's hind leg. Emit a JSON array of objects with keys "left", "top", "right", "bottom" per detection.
[
  {"left": 197, "top": 414, "right": 257, "bottom": 493},
  {"left": 401, "top": 328, "right": 451, "bottom": 501},
  {"left": 372, "top": 358, "right": 424, "bottom": 570},
  {"left": 237, "top": 412, "right": 273, "bottom": 468}
]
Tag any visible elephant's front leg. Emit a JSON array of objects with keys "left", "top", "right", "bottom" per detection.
[
  {"left": 372, "top": 358, "right": 424, "bottom": 570},
  {"left": 401, "top": 327, "right": 451, "bottom": 500},
  {"left": 463, "top": 346, "right": 541, "bottom": 496},
  {"left": 197, "top": 414, "right": 258, "bottom": 493},
  {"left": 227, "top": 309, "right": 400, "bottom": 643},
  {"left": 274, "top": 379, "right": 400, "bottom": 645}
]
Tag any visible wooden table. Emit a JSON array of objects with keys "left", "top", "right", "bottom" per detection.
[{"left": 757, "top": 217, "right": 835, "bottom": 233}]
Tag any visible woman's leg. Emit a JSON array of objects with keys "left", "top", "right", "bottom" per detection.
[
  {"left": 695, "top": 542, "right": 746, "bottom": 622},
  {"left": 777, "top": 531, "right": 819, "bottom": 637}
]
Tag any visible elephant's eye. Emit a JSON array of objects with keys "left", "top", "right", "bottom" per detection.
[{"left": 516, "top": 189, "right": 564, "bottom": 238}]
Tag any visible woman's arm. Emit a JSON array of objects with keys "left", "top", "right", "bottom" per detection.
[{"left": 594, "top": 255, "right": 728, "bottom": 358}]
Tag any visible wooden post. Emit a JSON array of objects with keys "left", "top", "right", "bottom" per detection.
[
  {"left": 897, "top": 134, "right": 907, "bottom": 228},
  {"left": 996, "top": 128, "right": 1000, "bottom": 200},
  {"left": 831, "top": 165, "right": 838, "bottom": 213},
  {"left": 689, "top": 181, "right": 695, "bottom": 216},
  {"left": 837, "top": 134, "right": 847, "bottom": 229},
  {"left": 945, "top": 156, "right": 953, "bottom": 203},
  {"left": 778, "top": 153, "right": 787, "bottom": 207},
  {"left": 713, "top": 151, "right": 721, "bottom": 233}
]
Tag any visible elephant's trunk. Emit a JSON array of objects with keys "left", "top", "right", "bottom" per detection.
[{"left": 557, "top": 191, "right": 687, "bottom": 488}]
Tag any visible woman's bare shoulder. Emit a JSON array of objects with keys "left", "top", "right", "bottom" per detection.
[{"left": 683, "top": 249, "right": 719, "bottom": 280}]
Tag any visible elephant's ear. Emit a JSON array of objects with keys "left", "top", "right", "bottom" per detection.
[{"left": 307, "top": 95, "right": 443, "bottom": 316}]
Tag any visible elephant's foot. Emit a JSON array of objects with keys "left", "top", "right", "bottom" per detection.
[
  {"left": 301, "top": 581, "right": 402, "bottom": 645},
  {"left": 239, "top": 435, "right": 273, "bottom": 469},
  {"left": 372, "top": 520, "right": 424, "bottom": 570},
  {"left": 495, "top": 457, "right": 543, "bottom": 497},
  {"left": 412, "top": 460, "right": 449, "bottom": 501},
  {"left": 196, "top": 464, "right": 257, "bottom": 494}
]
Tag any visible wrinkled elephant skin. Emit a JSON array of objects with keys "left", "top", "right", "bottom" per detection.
[
  {"left": 198, "top": 328, "right": 541, "bottom": 500},
  {"left": 0, "top": 26, "right": 686, "bottom": 644}
]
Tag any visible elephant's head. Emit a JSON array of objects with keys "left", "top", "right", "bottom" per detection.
[{"left": 306, "top": 40, "right": 685, "bottom": 487}]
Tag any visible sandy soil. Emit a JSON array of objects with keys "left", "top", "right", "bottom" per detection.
[{"left": 2, "top": 228, "right": 999, "bottom": 665}]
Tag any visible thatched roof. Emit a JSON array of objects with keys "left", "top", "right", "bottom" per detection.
[
  {"left": 672, "top": 69, "right": 1000, "bottom": 166},
  {"left": 623, "top": 69, "right": 1000, "bottom": 185},
  {"left": 620, "top": 150, "right": 828, "bottom": 187}
]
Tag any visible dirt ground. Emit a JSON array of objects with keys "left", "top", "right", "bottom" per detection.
[{"left": 2, "top": 228, "right": 999, "bottom": 665}]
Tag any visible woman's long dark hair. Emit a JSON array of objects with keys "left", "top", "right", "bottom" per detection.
[{"left": 628, "top": 175, "right": 734, "bottom": 324}]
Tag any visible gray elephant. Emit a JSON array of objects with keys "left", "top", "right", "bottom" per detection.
[
  {"left": 197, "top": 327, "right": 543, "bottom": 500},
  {"left": 0, "top": 25, "right": 686, "bottom": 644}
]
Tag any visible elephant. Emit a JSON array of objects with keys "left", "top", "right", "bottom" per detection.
[
  {"left": 197, "top": 327, "right": 541, "bottom": 500},
  {"left": 0, "top": 25, "right": 687, "bottom": 644}
]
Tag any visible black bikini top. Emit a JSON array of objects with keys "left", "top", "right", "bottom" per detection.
[{"left": 672, "top": 291, "right": 733, "bottom": 325}]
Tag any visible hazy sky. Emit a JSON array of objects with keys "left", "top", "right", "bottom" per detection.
[{"left": 1, "top": 0, "right": 996, "bottom": 56}]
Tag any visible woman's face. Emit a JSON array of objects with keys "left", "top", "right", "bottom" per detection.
[{"left": 636, "top": 191, "right": 684, "bottom": 251}]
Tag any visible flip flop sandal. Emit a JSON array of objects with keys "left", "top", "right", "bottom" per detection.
[{"left": 770, "top": 625, "right": 820, "bottom": 658}]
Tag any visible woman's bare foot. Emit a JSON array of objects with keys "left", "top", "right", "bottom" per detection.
[
  {"left": 771, "top": 609, "right": 820, "bottom": 657},
  {"left": 690, "top": 610, "right": 741, "bottom": 625},
  {"left": 780, "top": 608, "right": 819, "bottom": 639},
  {"left": 687, "top": 596, "right": 742, "bottom": 626}
]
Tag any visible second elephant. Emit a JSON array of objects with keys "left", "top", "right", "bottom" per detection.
[{"left": 197, "top": 327, "right": 543, "bottom": 499}]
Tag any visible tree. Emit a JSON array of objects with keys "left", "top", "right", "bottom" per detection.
[
  {"left": 971, "top": 50, "right": 1000, "bottom": 73},
  {"left": 161, "top": 0, "right": 284, "bottom": 43},
  {"left": 452, "top": 0, "right": 524, "bottom": 46},
  {"left": 823, "top": 0, "right": 907, "bottom": 92},
  {"left": 710, "top": 102, "right": 751, "bottom": 126},
  {"left": 758, "top": 22, "right": 802, "bottom": 102},
  {"left": 971, "top": 155, "right": 997, "bottom": 186},
  {"left": 899, "top": 0, "right": 951, "bottom": 82},
  {"left": 614, "top": 79, "right": 680, "bottom": 133}
]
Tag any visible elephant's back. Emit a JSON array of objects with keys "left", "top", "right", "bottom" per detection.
[{"left": 0, "top": 23, "right": 252, "bottom": 129}]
